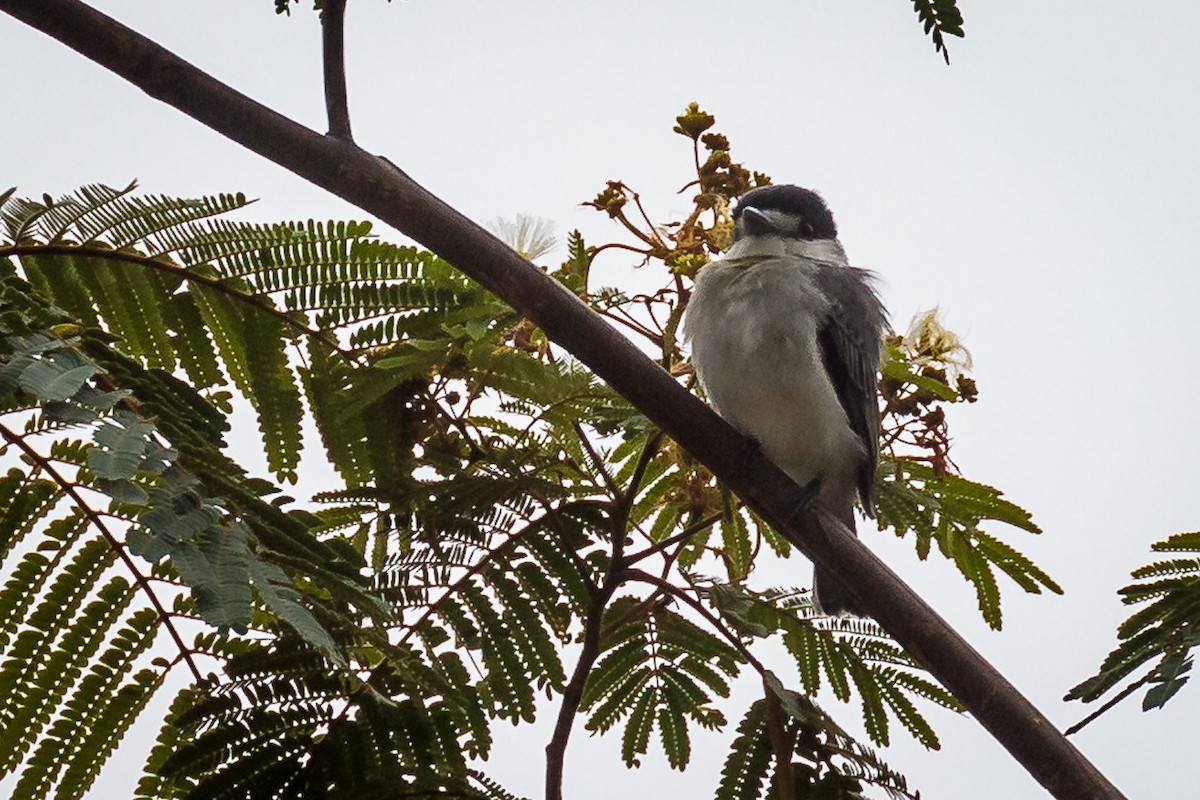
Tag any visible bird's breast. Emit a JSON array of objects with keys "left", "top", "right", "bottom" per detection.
[{"left": 685, "top": 257, "right": 862, "bottom": 493}]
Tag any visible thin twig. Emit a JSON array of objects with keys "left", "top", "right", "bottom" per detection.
[
  {"left": 545, "top": 575, "right": 616, "bottom": 800},
  {"left": 596, "top": 307, "right": 663, "bottom": 346},
  {"left": 624, "top": 509, "right": 722, "bottom": 566},
  {"left": 588, "top": 240, "right": 652, "bottom": 262},
  {"left": 320, "top": 0, "right": 353, "bottom": 141},
  {"left": 629, "top": 190, "right": 669, "bottom": 251},
  {"left": 763, "top": 678, "right": 797, "bottom": 800}
]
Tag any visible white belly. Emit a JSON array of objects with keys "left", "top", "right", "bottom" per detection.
[{"left": 685, "top": 254, "right": 863, "bottom": 505}]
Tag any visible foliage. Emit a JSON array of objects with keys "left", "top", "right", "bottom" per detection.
[
  {"left": 0, "top": 105, "right": 1048, "bottom": 799},
  {"left": 275, "top": 0, "right": 966, "bottom": 64},
  {"left": 1066, "top": 531, "right": 1200, "bottom": 732},
  {"left": 910, "top": 0, "right": 965, "bottom": 63},
  {"left": 874, "top": 311, "right": 1061, "bottom": 629},
  {"left": 0, "top": 184, "right": 489, "bottom": 799},
  {"left": 717, "top": 684, "right": 919, "bottom": 800}
]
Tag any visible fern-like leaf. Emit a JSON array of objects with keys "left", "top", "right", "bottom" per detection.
[
  {"left": 911, "top": 0, "right": 965, "bottom": 64},
  {"left": 1067, "top": 530, "right": 1200, "bottom": 729}
]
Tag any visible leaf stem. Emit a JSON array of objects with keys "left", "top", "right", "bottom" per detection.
[
  {"left": 0, "top": 243, "right": 355, "bottom": 360},
  {"left": 626, "top": 567, "right": 766, "bottom": 676},
  {"left": 0, "top": 423, "right": 203, "bottom": 683},
  {"left": 624, "top": 509, "right": 722, "bottom": 566}
]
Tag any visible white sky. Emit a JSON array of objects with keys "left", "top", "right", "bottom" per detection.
[{"left": 3, "top": 1, "right": 1199, "bottom": 798}]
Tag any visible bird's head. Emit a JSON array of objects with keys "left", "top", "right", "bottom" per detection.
[{"left": 732, "top": 185, "right": 837, "bottom": 242}]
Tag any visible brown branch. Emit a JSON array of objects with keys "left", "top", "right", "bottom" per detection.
[
  {"left": 545, "top": 576, "right": 616, "bottom": 800},
  {"left": 0, "top": 3, "right": 1125, "bottom": 798},
  {"left": 763, "top": 679, "right": 797, "bottom": 800},
  {"left": 320, "top": 0, "right": 353, "bottom": 141},
  {"left": 0, "top": 424, "right": 204, "bottom": 683}
]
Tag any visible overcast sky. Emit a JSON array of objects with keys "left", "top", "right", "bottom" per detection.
[{"left": 3, "top": 1, "right": 1199, "bottom": 798}]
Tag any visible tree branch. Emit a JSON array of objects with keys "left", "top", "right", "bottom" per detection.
[
  {"left": 545, "top": 577, "right": 615, "bottom": 800},
  {"left": 320, "top": 0, "right": 353, "bottom": 141},
  {"left": 0, "top": 3, "right": 1125, "bottom": 797},
  {"left": 763, "top": 678, "right": 797, "bottom": 800}
]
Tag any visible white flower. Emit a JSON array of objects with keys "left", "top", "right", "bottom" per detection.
[
  {"left": 487, "top": 214, "right": 558, "bottom": 261},
  {"left": 903, "top": 307, "right": 973, "bottom": 376}
]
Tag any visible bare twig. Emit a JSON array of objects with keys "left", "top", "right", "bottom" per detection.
[
  {"left": 320, "top": 0, "right": 353, "bottom": 141},
  {"left": 596, "top": 306, "right": 663, "bottom": 346},
  {"left": 0, "top": 3, "right": 1125, "bottom": 797},
  {"left": 545, "top": 576, "right": 616, "bottom": 800}
]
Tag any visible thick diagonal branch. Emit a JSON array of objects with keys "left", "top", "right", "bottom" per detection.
[{"left": 0, "top": 3, "right": 1125, "bottom": 798}]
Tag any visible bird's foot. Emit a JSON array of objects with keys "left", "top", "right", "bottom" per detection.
[
  {"left": 734, "top": 434, "right": 764, "bottom": 477},
  {"left": 784, "top": 474, "right": 823, "bottom": 527}
]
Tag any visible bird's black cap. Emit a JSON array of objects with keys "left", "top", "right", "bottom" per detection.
[{"left": 733, "top": 185, "right": 837, "bottom": 240}]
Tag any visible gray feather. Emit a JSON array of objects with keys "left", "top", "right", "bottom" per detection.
[{"left": 811, "top": 265, "right": 887, "bottom": 516}]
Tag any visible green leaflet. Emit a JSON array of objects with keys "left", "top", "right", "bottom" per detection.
[
  {"left": 10, "top": 611, "right": 162, "bottom": 800},
  {"left": 876, "top": 457, "right": 1057, "bottom": 629},
  {"left": 707, "top": 580, "right": 960, "bottom": 748},
  {"left": 0, "top": 321, "right": 352, "bottom": 651},
  {"left": 910, "top": 0, "right": 965, "bottom": 63},
  {"left": 715, "top": 688, "right": 918, "bottom": 800},
  {"left": 580, "top": 598, "right": 740, "bottom": 770},
  {"left": 1067, "top": 530, "right": 1200, "bottom": 730},
  {"left": 1, "top": 184, "right": 485, "bottom": 485},
  {"left": 1, "top": 154, "right": 1028, "bottom": 800},
  {"left": 0, "top": 269, "right": 411, "bottom": 799},
  {"left": 152, "top": 636, "right": 486, "bottom": 799}
]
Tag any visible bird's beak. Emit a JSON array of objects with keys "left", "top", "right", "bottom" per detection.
[{"left": 739, "top": 207, "right": 778, "bottom": 236}]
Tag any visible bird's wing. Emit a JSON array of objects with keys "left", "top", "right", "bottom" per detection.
[{"left": 812, "top": 265, "right": 887, "bottom": 515}]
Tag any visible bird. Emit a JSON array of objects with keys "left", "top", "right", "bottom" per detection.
[{"left": 683, "top": 184, "right": 887, "bottom": 616}]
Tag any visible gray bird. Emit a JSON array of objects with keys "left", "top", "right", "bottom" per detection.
[{"left": 683, "top": 185, "right": 886, "bottom": 616}]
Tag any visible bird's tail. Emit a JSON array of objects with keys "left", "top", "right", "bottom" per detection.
[{"left": 811, "top": 508, "right": 864, "bottom": 617}]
